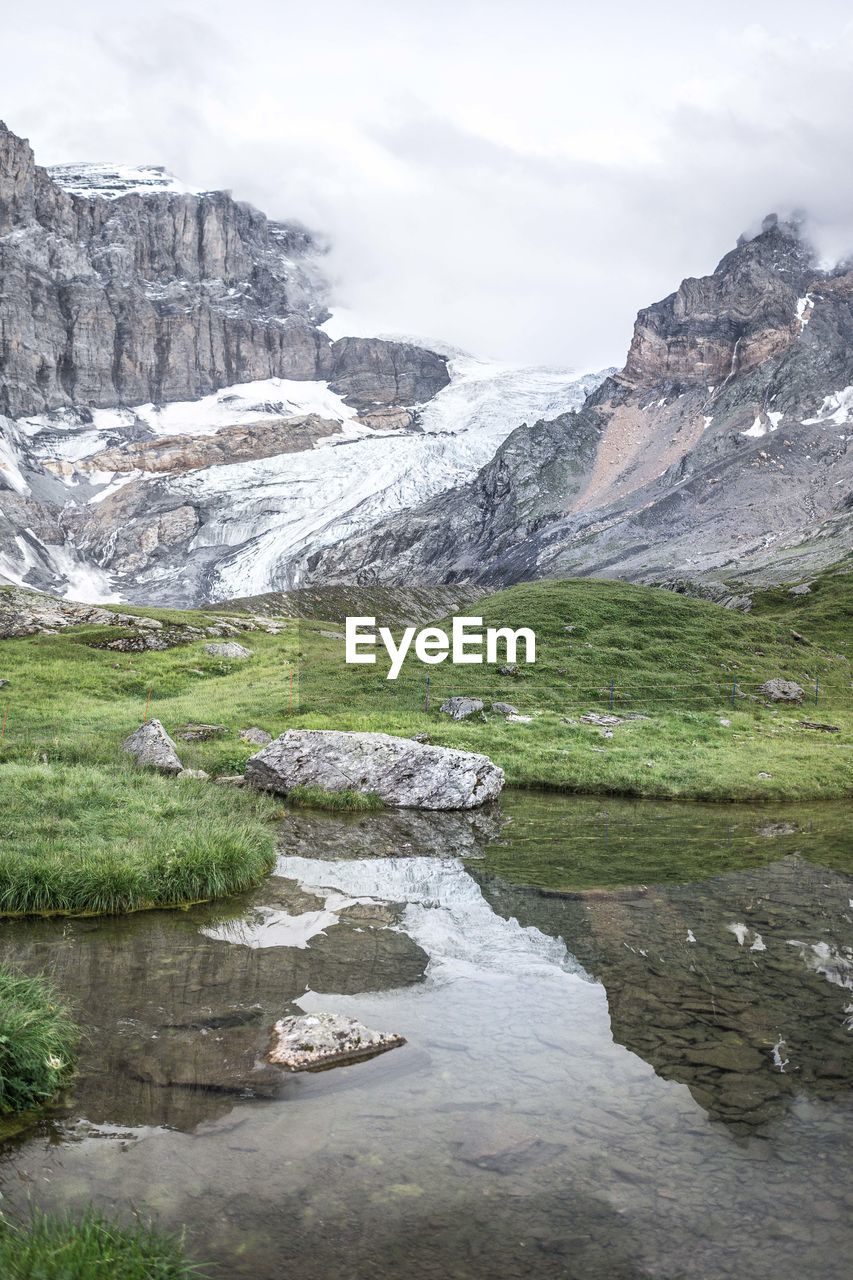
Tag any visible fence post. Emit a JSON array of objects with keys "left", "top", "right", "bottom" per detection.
[
  {"left": 424, "top": 674, "right": 431, "bottom": 713},
  {"left": 609, "top": 679, "right": 615, "bottom": 711},
  {"left": 731, "top": 677, "right": 737, "bottom": 708}
]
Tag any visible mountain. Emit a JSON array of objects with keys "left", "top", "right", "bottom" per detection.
[
  {"left": 0, "top": 122, "right": 602, "bottom": 602},
  {"left": 303, "top": 215, "right": 853, "bottom": 592}
]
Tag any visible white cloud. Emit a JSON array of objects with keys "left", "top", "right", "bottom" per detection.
[{"left": 4, "top": 0, "right": 853, "bottom": 367}]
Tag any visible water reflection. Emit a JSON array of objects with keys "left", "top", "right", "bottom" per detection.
[{"left": 0, "top": 794, "right": 850, "bottom": 1279}]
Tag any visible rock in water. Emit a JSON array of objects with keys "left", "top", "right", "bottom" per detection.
[
  {"left": 205, "top": 642, "right": 253, "bottom": 659},
  {"left": 440, "top": 697, "right": 484, "bottom": 721},
  {"left": 244, "top": 729, "right": 504, "bottom": 809},
  {"left": 122, "top": 719, "right": 183, "bottom": 775},
  {"left": 758, "top": 679, "right": 805, "bottom": 703},
  {"left": 267, "top": 1013, "right": 405, "bottom": 1071}
]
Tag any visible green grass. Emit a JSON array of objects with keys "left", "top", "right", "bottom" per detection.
[
  {"left": 0, "top": 572, "right": 849, "bottom": 812},
  {"left": 0, "top": 764, "right": 278, "bottom": 917},
  {"left": 0, "top": 966, "right": 77, "bottom": 1114},
  {"left": 294, "top": 573, "right": 852, "bottom": 802},
  {"left": 749, "top": 559, "right": 852, "bottom": 656},
  {"left": 287, "top": 785, "right": 385, "bottom": 811},
  {"left": 0, "top": 1209, "right": 203, "bottom": 1279}
]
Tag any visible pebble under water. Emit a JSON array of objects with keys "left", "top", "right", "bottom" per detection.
[{"left": 0, "top": 793, "right": 851, "bottom": 1279}]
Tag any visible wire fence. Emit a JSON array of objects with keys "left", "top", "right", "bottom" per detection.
[{"left": 0, "top": 659, "right": 846, "bottom": 757}]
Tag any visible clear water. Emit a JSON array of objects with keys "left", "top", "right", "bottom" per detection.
[{"left": 1, "top": 794, "right": 851, "bottom": 1279}]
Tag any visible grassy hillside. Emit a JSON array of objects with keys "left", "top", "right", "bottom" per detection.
[
  {"left": 294, "top": 575, "right": 852, "bottom": 801},
  {"left": 748, "top": 559, "right": 852, "bottom": 656},
  {"left": 0, "top": 575, "right": 849, "bottom": 824}
]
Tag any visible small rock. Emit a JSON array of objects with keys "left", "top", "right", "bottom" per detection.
[
  {"left": 790, "top": 629, "right": 808, "bottom": 645},
  {"left": 491, "top": 702, "right": 519, "bottom": 716},
  {"left": 177, "top": 768, "right": 210, "bottom": 781},
  {"left": 205, "top": 642, "right": 253, "bottom": 660},
  {"left": 757, "top": 771, "right": 773, "bottom": 779},
  {"left": 267, "top": 1012, "right": 405, "bottom": 1071},
  {"left": 497, "top": 664, "right": 519, "bottom": 677},
  {"left": 410, "top": 731, "right": 432, "bottom": 743},
  {"left": 799, "top": 720, "right": 840, "bottom": 733},
  {"left": 506, "top": 714, "right": 533, "bottom": 724},
  {"left": 176, "top": 723, "right": 228, "bottom": 741},
  {"left": 581, "top": 712, "right": 623, "bottom": 726},
  {"left": 122, "top": 719, "right": 183, "bottom": 775},
  {"left": 240, "top": 727, "right": 273, "bottom": 746},
  {"left": 788, "top": 583, "right": 812, "bottom": 595},
  {"left": 0, "top": 679, "right": 7, "bottom": 688},
  {"left": 215, "top": 774, "right": 246, "bottom": 787},
  {"left": 758, "top": 678, "right": 804, "bottom": 703},
  {"left": 719, "top": 717, "right": 731, "bottom": 727},
  {"left": 440, "top": 697, "right": 484, "bottom": 721}
]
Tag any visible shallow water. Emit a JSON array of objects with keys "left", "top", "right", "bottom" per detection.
[{"left": 1, "top": 794, "right": 851, "bottom": 1279}]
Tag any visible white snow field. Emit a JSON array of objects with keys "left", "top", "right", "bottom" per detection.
[{"left": 4, "top": 357, "right": 604, "bottom": 601}]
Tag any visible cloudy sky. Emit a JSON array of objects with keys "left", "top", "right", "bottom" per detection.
[{"left": 5, "top": 1, "right": 853, "bottom": 368}]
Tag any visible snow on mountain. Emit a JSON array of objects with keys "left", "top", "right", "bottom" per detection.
[
  {"left": 5, "top": 358, "right": 605, "bottom": 602},
  {"left": 47, "top": 161, "right": 201, "bottom": 199},
  {"left": 138, "top": 357, "right": 605, "bottom": 598}
]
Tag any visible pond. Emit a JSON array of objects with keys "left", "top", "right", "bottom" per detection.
[{"left": 1, "top": 793, "right": 851, "bottom": 1279}]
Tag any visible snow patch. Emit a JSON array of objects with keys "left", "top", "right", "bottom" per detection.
[
  {"left": 48, "top": 161, "right": 200, "bottom": 200},
  {"left": 803, "top": 385, "right": 853, "bottom": 426},
  {"left": 796, "top": 294, "right": 814, "bottom": 329},
  {"left": 0, "top": 425, "right": 30, "bottom": 495}
]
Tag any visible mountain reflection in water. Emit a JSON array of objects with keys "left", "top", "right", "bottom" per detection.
[{"left": 0, "top": 794, "right": 850, "bottom": 1280}]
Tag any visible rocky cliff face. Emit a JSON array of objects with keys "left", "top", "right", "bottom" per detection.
[
  {"left": 0, "top": 120, "right": 448, "bottom": 419},
  {"left": 304, "top": 216, "right": 853, "bottom": 589}
]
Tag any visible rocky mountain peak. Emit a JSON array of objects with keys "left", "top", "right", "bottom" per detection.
[{"left": 619, "top": 212, "right": 820, "bottom": 392}]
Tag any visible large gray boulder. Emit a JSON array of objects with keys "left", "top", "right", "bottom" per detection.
[
  {"left": 245, "top": 729, "right": 504, "bottom": 810},
  {"left": 759, "top": 679, "right": 805, "bottom": 703},
  {"left": 122, "top": 719, "right": 183, "bottom": 775}
]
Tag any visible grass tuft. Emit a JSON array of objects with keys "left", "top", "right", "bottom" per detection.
[
  {"left": 0, "top": 764, "right": 278, "bottom": 917},
  {"left": 0, "top": 966, "right": 77, "bottom": 1114},
  {"left": 287, "top": 785, "right": 385, "bottom": 811},
  {"left": 0, "top": 1208, "right": 204, "bottom": 1279}
]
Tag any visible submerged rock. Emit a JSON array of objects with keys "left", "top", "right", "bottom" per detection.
[
  {"left": 245, "top": 729, "right": 504, "bottom": 809},
  {"left": 205, "top": 642, "right": 253, "bottom": 659},
  {"left": 440, "top": 696, "right": 484, "bottom": 721},
  {"left": 122, "top": 719, "right": 183, "bottom": 775},
  {"left": 267, "top": 1012, "right": 405, "bottom": 1071}
]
